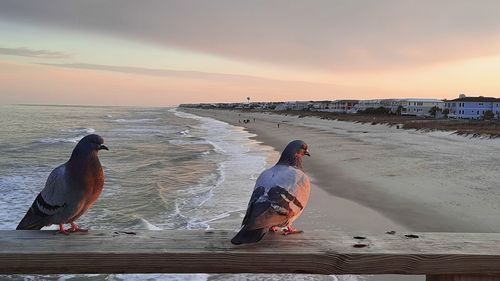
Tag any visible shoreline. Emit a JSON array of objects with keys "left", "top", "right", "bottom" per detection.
[
  {"left": 186, "top": 108, "right": 427, "bottom": 281},
  {"left": 187, "top": 108, "right": 500, "bottom": 138},
  {"left": 183, "top": 108, "right": 409, "bottom": 233},
  {"left": 182, "top": 108, "right": 500, "bottom": 234}
]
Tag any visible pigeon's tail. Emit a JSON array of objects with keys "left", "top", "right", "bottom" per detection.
[
  {"left": 231, "top": 227, "right": 267, "bottom": 245},
  {"left": 16, "top": 205, "right": 47, "bottom": 230}
]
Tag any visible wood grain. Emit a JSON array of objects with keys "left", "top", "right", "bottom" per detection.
[
  {"left": 1, "top": 230, "right": 500, "bottom": 276},
  {"left": 427, "top": 275, "right": 500, "bottom": 281}
]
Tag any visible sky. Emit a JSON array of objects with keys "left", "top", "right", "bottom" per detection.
[{"left": 1, "top": 0, "right": 500, "bottom": 106}]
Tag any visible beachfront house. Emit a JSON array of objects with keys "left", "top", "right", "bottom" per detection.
[
  {"left": 310, "top": 100, "right": 332, "bottom": 111},
  {"left": 327, "top": 100, "right": 359, "bottom": 113},
  {"left": 354, "top": 99, "right": 383, "bottom": 113},
  {"left": 295, "top": 101, "right": 312, "bottom": 111},
  {"left": 400, "top": 98, "right": 444, "bottom": 117},
  {"left": 445, "top": 96, "right": 500, "bottom": 119},
  {"left": 353, "top": 99, "right": 403, "bottom": 114},
  {"left": 274, "top": 101, "right": 295, "bottom": 111},
  {"left": 495, "top": 101, "right": 500, "bottom": 118},
  {"left": 380, "top": 99, "right": 403, "bottom": 113}
]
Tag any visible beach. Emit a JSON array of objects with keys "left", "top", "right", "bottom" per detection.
[
  {"left": 182, "top": 108, "right": 500, "bottom": 234},
  {"left": 3, "top": 105, "right": 499, "bottom": 281}
]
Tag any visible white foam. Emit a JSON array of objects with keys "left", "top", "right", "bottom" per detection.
[
  {"left": 114, "top": 118, "right": 161, "bottom": 123},
  {"left": 168, "top": 139, "right": 208, "bottom": 146},
  {"left": 38, "top": 127, "right": 96, "bottom": 144},
  {"left": 177, "top": 129, "right": 191, "bottom": 136},
  {"left": 65, "top": 127, "right": 96, "bottom": 134},
  {"left": 186, "top": 212, "right": 232, "bottom": 229},
  {"left": 171, "top": 108, "right": 270, "bottom": 230},
  {"left": 119, "top": 128, "right": 164, "bottom": 134},
  {"left": 38, "top": 136, "right": 83, "bottom": 144},
  {"left": 0, "top": 172, "right": 47, "bottom": 229},
  {"left": 139, "top": 218, "right": 163, "bottom": 230}
]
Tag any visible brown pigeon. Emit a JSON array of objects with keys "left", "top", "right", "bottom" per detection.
[{"left": 17, "top": 134, "right": 108, "bottom": 234}]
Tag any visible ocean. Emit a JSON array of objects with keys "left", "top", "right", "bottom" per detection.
[{"left": 0, "top": 105, "right": 337, "bottom": 281}]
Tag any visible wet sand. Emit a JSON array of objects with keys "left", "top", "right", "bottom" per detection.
[
  {"left": 183, "top": 108, "right": 500, "bottom": 235},
  {"left": 183, "top": 109, "right": 411, "bottom": 232}
]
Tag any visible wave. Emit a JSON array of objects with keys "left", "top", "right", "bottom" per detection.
[
  {"left": 170, "top": 108, "right": 270, "bottom": 230},
  {"left": 119, "top": 128, "right": 164, "bottom": 134},
  {"left": 64, "top": 127, "right": 96, "bottom": 134},
  {"left": 37, "top": 127, "right": 96, "bottom": 144},
  {"left": 113, "top": 118, "right": 160, "bottom": 123},
  {"left": 38, "top": 136, "right": 83, "bottom": 144},
  {"left": 138, "top": 218, "right": 163, "bottom": 230},
  {"left": 168, "top": 139, "right": 207, "bottom": 146},
  {"left": 0, "top": 171, "right": 48, "bottom": 230},
  {"left": 177, "top": 129, "right": 190, "bottom": 136},
  {"left": 187, "top": 212, "right": 231, "bottom": 230}
]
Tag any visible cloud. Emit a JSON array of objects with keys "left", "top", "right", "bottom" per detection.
[
  {"left": 1, "top": 60, "right": 373, "bottom": 106},
  {"left": 0, "top": 47, "right": 70, "bottom": 59},
  {"left": 38, "top": 62, "right": 284, "bottom": 82},
  {"left": 2, "top": 1, "right": 500, "bottom": 71},
  {"left": 38, "top": 62, "right": 347, "bottom": 90}
]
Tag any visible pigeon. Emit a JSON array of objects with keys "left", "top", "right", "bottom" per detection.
[
  {"left": 231, "top": 140, "right": 311, "bottom": 245},
  {"left": 16, "top": 134, "right": 108, "bottom": 235}
]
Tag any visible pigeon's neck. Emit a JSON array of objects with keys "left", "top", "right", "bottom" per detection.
[
  {"left": 277, "top": 154, "right": 303, "bottom": 170},
  {"left": 67, "top": 151, "right": 100, "bottom": 173}
]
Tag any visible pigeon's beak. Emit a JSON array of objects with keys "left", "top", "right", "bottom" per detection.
[
  {"left": 305, "top": 150, "right": 310, "bottom": 157},
  {"left": 99, "top": 144, "right": 109, "bottom": 151}
]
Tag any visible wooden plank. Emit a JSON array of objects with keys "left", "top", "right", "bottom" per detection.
[
  {"left": 1, "top": 230, "right": 500, "bottom": 275},
  {"left": 427, "top": 275, "right": 500, "bottom": 281}
]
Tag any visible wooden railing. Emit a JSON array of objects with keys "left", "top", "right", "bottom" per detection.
[{"left": 2, "top": 230, "right": 500, "bottom": 281}]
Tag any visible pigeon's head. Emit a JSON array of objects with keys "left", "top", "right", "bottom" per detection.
[
  {"left": 79, "top": 134, "right": 109, "bottom": 151},
  {"left": 70, "top": 134, "right": 108, "bottom": 161},
  {"left": 277, "top": 140, "right": 310, "bottom": 170}
]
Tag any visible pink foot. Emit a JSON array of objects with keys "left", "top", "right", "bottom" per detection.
[
  {"left": 283, "top": 226, "right": 303, "bottom": 236},
  {"left": 269, "top": 226, "right": 281, "bottom": 232},
  {"left": 57, "top": 224, "right": 70, "bottom": 236},
  {"left": 67, "top": 222, "right": 89, "bottom": 233}
]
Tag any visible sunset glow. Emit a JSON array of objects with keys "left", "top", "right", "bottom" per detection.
[{"left": 1, "top": 1, "right": 500, "bottom": 106}]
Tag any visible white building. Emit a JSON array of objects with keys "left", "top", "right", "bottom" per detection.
[
  {"left": 310, "top": 100, "right": 332, "bottom": 111},
  {"left": 354, "top": 99, "right": 401, "bottom": 114},
  {"left": 327, "top": 100, "right": 359, "bottom": 113},
  {"left": 400, "top": 99, "right": 444, "bottom": 117}
]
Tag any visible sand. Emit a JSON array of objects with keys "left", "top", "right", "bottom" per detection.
[
  {"left": 183, "top": 108, "right": 500, "bottom": 233},
  {"left": 182, "top": 108, "right": 500, "bottom": 281}
]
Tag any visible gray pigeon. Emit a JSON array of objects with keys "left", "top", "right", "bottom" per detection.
[
  {"left": 16, "top": 134, "right": 108, "bottom": 234},
  {"left": 231, "top": 140, "right": 311, "bottom": 245}
]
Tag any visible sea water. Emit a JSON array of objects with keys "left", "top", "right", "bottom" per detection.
[{"left": 0, "top": 105, "right": 338, "bottom": 281}]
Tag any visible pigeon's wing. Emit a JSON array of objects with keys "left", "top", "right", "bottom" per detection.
[
  {"left": 231, "top": 166, "right": 307, "bottom": 245},
  {"left": 16, "top": 165, "right": 69, "bottom": 230},
  {"left": 242, "top": 166, "right": 309, "bottom": 230},
  {"left": 241, "top": 186, "right": 263, "bottom": 226}
]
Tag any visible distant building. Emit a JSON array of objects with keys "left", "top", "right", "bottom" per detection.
[
  {"left": 354, "top": 99, "right": 401, "bottom": 114},
  {"left": 400, "top": 98, "right": 444, "bottom": 117},
  {"left": 494, "top": 101, "right": 500, "bottom": 119},
  {"left": 275, "top": 101, "right": 294, "bottom": 111},
  {"left": 293, "top": 101, "right": 312, "bottom": 111},
  {"left": 354, "top": 99, "right": 383, "bottom": 113},
  {"left": 328, "top": 100, "right": 359, "bottom": 113},
  {"left": 445, "top": 96, "right": 500, "bottom": 119},
  {"left": 310, "top": 100, "right": 332, "bottom": 111}
]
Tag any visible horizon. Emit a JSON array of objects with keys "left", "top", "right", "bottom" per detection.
[{"left": 1, "top": 1, "right": 500, "bottom": 106}]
